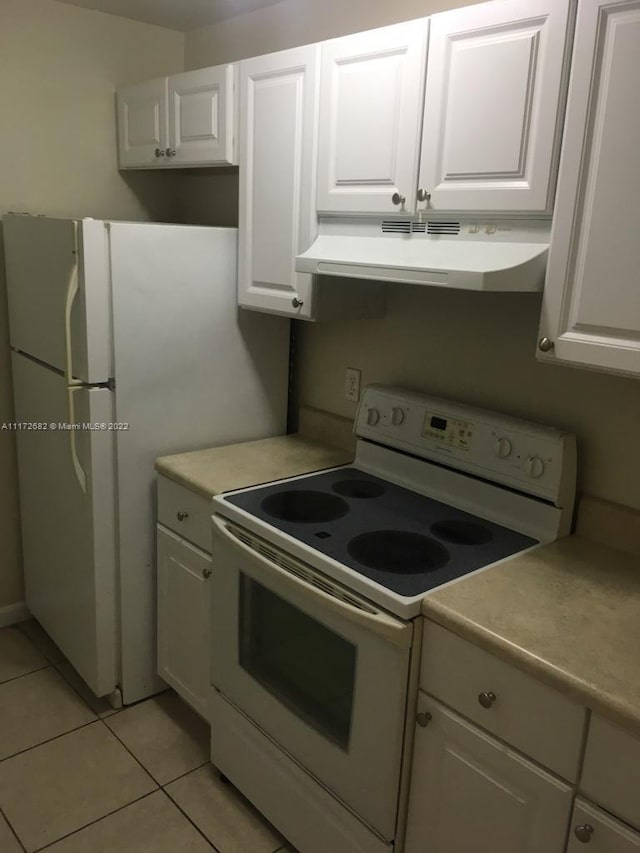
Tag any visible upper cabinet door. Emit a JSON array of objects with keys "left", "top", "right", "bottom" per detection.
[
  {"left": 316, "top": 21, "right": 429, "bottom": 215},
  {"left": 117, "top": 77, "right": 168, "bottom": 168},
  {"left": 537, "top": 0, "right": 640, "bottom": 376},
  {"left": 168, "top": 65, "right": 236, "bottom": 167},
  {"left": 237, "top": 45, "right": 320, "bottom": 319},
  {"left": 418, "top": 0, "right": 572, "bottom": 213}
]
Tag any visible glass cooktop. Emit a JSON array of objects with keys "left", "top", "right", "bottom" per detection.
[{"left": 225, "top": 468, "right": 538, "bottom": 597}]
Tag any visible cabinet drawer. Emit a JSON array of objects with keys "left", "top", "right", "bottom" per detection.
[
  {"left": 420, "top": 620, "right": 585, "bottom": 780},
  {"left": 157, "top": 475, "right": 212, "bottom": 552},
  {"left": 581, "top": 715, "right": 640, "bottom": 831},
  {"left": 568, "top": 799, "right": 640, "bottom": 852}
]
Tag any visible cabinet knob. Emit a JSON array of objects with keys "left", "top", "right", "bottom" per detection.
[
  {"left": 416, "top": 711, "right": 432, "bottom": 728},
  {"left": 478, "top": 691, "right": 497, "bottom": 709},
  {"left": 417, "top": 188, "right": 431, "bottom": 203},
  {"left": 165, "top": 148, "right": 176, "bottom": 157},
  {"left": 176, "top": 511, "right": 189, "bottom": 521},
  {"left": 291, "top": 297, "right": 304, "bottom": 309},
  {"left": 391, "top": 192, "right": 406, "bottom": 206},
  {"left": 154, "top": 148, "right": 165, "bottom": 158},
  {"left": 202, "top": 568, "right": 212, "bottom": 579},
  {"left": 574, "top": 825, "right": 594, "bottom": 843},
  {"left": 538, "top": 337, "right": 554, "bottom": 352}
]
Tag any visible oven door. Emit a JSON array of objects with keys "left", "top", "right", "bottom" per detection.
[{"left": 210, "top": 515, "right": 413, "bottom": 841}]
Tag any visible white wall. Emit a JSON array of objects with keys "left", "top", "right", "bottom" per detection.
[
  {"left": 184, "top": 0, "right": 640, "bottom": 513},
  {"left": 0, "top": 0, "right": 185, "bottom": 610}
]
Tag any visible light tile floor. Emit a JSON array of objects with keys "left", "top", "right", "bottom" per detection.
[{"left": 0, "top": 622, "right": 294, "bottom": 853}]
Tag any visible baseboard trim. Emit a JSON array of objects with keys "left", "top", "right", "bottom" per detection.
[{"left": 0, "top": 602, "right": 30, "bottom": 628}]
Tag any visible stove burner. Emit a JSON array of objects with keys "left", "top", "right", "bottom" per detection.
[
  {"left": 347, "top": 531, "right": 449, "bottom": 574},
  {"left": 430, "top": 520, "right": 493, "bottom": 545},
  {"left": 332, "top": 480, "right": 385, "bottom": 499},
  {"left": 261, "top": 490, "right": 349, "bottom": 524}
]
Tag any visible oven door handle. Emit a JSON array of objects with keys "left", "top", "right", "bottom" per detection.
[{"left": 212, "top": 515, "right": 412, "bottom": 650}]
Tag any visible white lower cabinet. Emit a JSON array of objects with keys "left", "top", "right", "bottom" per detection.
[
  {"left": 404, "top": 692, "right": 573, "bottom": 853},
  {"left": 157, "top": 524, "right": 211, "bottom": 719},
  {"left": 567, "top": 800, "right": 640, "bottom": 852}
]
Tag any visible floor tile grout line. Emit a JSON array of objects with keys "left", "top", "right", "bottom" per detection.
[
  {"left": 0, "top": 802, "right": 27, "bottom": 853},
  {"left": 50, "top": 661, "right": 119, "bottom": 719},
  {"left": 0, "top": 663, "right": 51, "bottom": 688},
  {"left": 0, "top": 717, "right": 100, "bottom": 767},
  {"left": 160, "top": 759, "right": 210, "bottom": 788},
  {"left": 161, "top": 785, "right": 220, "bottom": 852},
  {"left": 96, "top": 716, "right": 164, "bottom": 788},
  {"left": 31, "top": 789, "right": 161, "bottom": 853}
]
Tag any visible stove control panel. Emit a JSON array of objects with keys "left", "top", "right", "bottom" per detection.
[
  {"left": 422, "top": 412, "right": 474, "bottom": 451},
  {"left": 355, "top": 385, "right": 576, "bottom": 508}
]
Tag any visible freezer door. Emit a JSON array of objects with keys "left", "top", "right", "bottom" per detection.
[
  {"left": 11, "top": 352, "right": 118, "bottom": 697},
  {"left": 3, "top": 216, "right": 111, "bottom": 383}
]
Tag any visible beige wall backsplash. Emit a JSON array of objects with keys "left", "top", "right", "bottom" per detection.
[
  {"left": 0, "top": 0, "right": 185, "bottom": 609},
  {"left": 296, "top": 285, "right": 640, "bottom": 512}
]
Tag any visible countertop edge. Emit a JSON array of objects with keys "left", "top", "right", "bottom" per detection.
[{"left": 422, "top": 600, "right": 640, "bottom": 736}]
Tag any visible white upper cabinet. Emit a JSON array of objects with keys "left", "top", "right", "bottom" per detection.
[
  {"left": 168, "top": 65, "right": 236, "bottom": 166},
  {"left": 537, "top": 0, "right": 640, "bottom": 377},
  {"left": 117, "top": 65, "right": 236, "bottom": 169},
  {"left": 419, "top": 0, "right": 572, "bottom": 213},
  {"left": 316, "top": 0, "right": 572, "bottom": 216},
  {"left": 237, "top": 45, "right": 320, "bottom": 319},
  {"left": 316, "top": 21, "right": 429, "bottom": 215},
  {"left": 117, "top": 77, "right": 168, "bottom": 168}
]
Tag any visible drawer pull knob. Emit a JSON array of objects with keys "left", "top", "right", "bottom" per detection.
[
  {"left": 416, "top": 711, "right": 432, "bottom": 728},
  {"left": 202, "top": 568, "right": 212, "bottom": 579},
  {"left": 176, "top": 511, "right": 189, "bottom": 521},
  {"left": 574, "top": 825, "right": 594, "bottom": 843},
  {"left": 478, "top": 691, "right": 496, "bottom": 709}
]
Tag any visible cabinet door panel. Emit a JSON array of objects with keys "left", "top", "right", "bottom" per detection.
[
  {"left": 169, "top": 65, "right": 235, "bottom": 166},
  {"left": 317, "top": 21, "right": 429, "bottom": 214},
  {"left": 567, "top": 800, "right": 640, "bottom": 852},
  {"left": 404, "top": 694, "right": 572, "bottom": 853},
  {"left": 419, "top": 0, "right": 571, "bottom": 212},
  {"left": 538, "top": 0, "right": 640, "bottom": 375},
  {"left": 117, "top": 77, "right": 167, "bottom": 168},
  {"left": 238, "top": 46, "right": 319, "bottom": 318},
  {"left": 157, "top": 525, "right": 210, "bottom": 719}
]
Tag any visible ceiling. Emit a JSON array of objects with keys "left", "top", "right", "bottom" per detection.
[{"left": 55, "top": 0, "right": 286, "bottom": 32}]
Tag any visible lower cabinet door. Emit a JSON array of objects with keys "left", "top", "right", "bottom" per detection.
[
  {"left": 403, "top": 693, "right": 572, "bottom": 853},
  {"left": 567, "top": 800, "right": 640, "bottom": 853},
  {"left": 157, "top": 525, "right": 211, "bottom": 719}
]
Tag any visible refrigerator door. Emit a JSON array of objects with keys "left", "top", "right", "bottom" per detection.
[
  {"left": 12, "top": 352, "right": 118, "bottom": 697},
  {"left": 3, "top": 216, "right": 111, "bottom": 383},
  {"left": 108, "top": 222, "right": 289, "bottom": 703}
]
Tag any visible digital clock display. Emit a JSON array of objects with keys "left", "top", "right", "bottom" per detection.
[{"left": 430, "top": 416, "right": 447, "bottom": 431}]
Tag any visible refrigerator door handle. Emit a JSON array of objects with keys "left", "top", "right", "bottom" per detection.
[
  {"left": 67, "top": 387, "right": 87, "bottom": 494},
  {"left": 64, "top": 223, "right": 88, "bottom": 494},
  {"left": 64, "top": 221, "right": 82, "bottom": 389}
]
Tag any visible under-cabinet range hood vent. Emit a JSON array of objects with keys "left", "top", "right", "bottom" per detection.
[{"left": 296, "top": 218, "right": 550, "bottom": 292}]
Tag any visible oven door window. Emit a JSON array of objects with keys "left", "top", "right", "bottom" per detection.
[{"left": 239, "top": 574, "right": 356, "bottom": 750}]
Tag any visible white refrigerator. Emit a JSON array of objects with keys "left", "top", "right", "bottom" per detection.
[{"left": 3, "top": 214, "right": 290, "bottom": 705}]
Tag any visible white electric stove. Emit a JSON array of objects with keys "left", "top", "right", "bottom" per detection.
[{"left": 208, "top": 386, "right": 576, "bottom": 853}]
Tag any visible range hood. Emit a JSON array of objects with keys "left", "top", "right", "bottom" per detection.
[{"left": 296, "top": 218, "right": 550, "bottom": 292}]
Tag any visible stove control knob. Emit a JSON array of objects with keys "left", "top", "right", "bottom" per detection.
[
  {"left": 494, "top": 436, "right": 512, "bottom": 459},
  {"left": 524, "top": 455, "right": 545, "bottom": 479},
  {"left": 391, "top": 407, "right": 405, "bottom": 426},
  {"left": 366, "top": 408, "right": 380, "bottom": 427}
]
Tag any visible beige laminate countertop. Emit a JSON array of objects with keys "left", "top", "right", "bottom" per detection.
[
  {"left": 422, "top": 534, "right": 640, "bottom": 734},
  {"left": 155, "top": 433, "right": 354, "bottom": 498}
]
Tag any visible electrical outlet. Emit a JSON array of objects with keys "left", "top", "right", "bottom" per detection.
[{"left": 345, "top": 368, "right": 361, "bottom": 402}]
